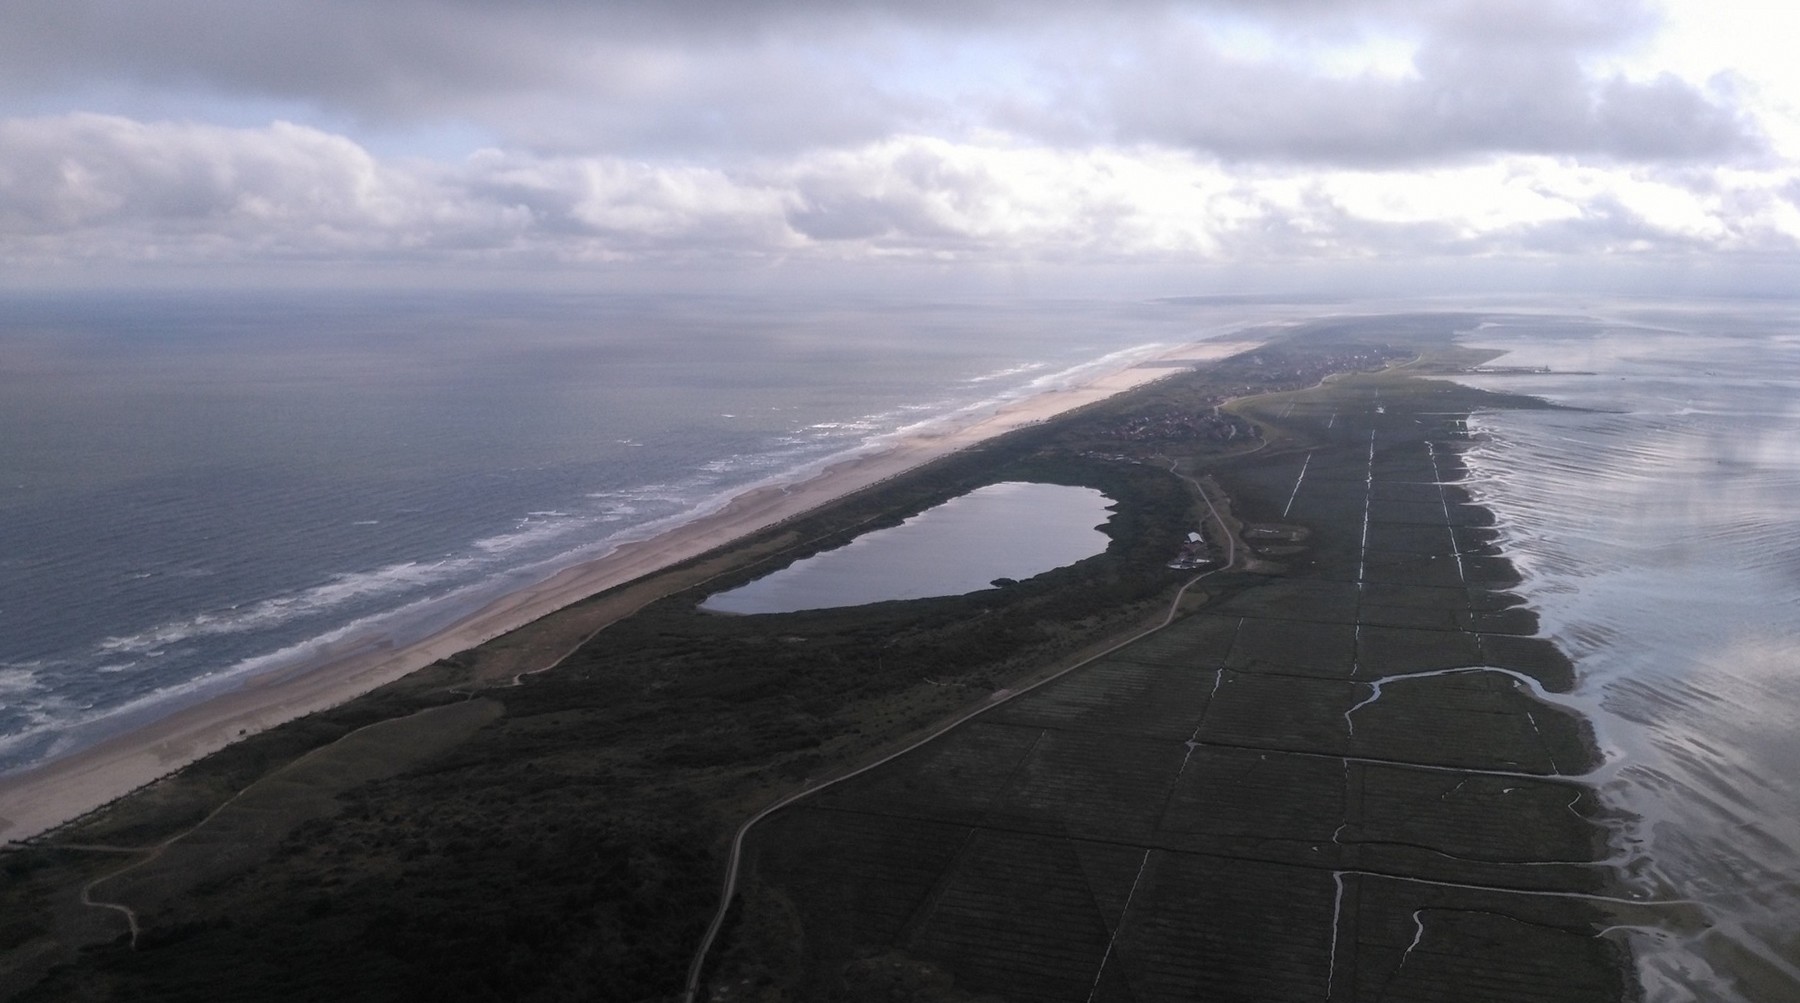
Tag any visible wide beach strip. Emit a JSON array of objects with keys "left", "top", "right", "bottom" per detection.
[
  {"left": 0, "top": 338, "right": 1259, "bottom": 848},
  {"left": 2, "top": 333, "right": 1279, "bottom": 999}
]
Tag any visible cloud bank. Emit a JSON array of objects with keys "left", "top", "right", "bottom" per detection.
[{"left": 0, "top": 0, "right": 1794, "bottom": 284}]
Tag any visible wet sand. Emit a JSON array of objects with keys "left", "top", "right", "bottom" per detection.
[{"left": 0, "top": 338, "right": 1264, "bottom": 845}]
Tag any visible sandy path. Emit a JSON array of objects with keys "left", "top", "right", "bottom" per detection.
[{"left": 0, "top": 338, "right": 1261, "bottom": 845}]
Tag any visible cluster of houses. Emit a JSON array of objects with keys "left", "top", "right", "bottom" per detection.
[
  {"left": 1211, "top": 344, "right": 1411, "bottom": 400},
  {"left": 1167, "top": 528, "right": 1215, "bottom": 570},
  {"left": 1100, "top": 409, "right": 1257, "bottom": 445}
]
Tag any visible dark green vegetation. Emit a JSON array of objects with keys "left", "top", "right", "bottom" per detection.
[
  {"left": 0, "top": 315, "right": 1627, "bottom": 1002},
  {"left": 714, "top": 321, "right": 1630, "bottom": 1001}
]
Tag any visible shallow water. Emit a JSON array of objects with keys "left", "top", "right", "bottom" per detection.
[
  {"left": 1454, "top": 304, "right": 1800, "bottom": 1003},
  {"left": 701, "top": 481, "right": 1115, "bottom": 614}
]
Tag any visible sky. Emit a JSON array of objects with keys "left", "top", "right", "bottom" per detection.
[{"left": 2, "top": 0, "right": 1797, "bottom": 294}]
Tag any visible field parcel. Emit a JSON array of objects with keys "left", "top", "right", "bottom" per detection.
[{"left": 0, "top": 316, "right": 1630, "bottom": 1002}]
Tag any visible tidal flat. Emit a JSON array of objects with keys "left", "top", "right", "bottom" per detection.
[{"left": 0, "top": 317, "right": 1630, "bottom": 1002}]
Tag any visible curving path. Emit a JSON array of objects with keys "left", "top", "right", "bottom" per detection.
[{"left": 681, "top": 462, "right": 1241, "bottom": 1002}]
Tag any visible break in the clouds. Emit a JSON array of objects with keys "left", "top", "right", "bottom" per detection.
[{"left": 1, "top": 0, "right": 1797, "bottom": 282}]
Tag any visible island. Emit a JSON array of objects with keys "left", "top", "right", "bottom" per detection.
[{"left": 0, "top": 315, "right": 1632, "bottom": 1003}]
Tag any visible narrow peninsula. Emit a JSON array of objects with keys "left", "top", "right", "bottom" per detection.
[{"left": 0, "top": 316, "right": 1631, "bottom": 1003}]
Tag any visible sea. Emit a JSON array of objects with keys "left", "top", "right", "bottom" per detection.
[
  {"left": 1454, "top": 303, "right": 1800, "bottom": 1003},
  {"left": 2, "top": 291, "right": 1795, "bottom": 1000}
]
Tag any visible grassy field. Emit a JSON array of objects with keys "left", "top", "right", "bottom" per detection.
[
  {"left": 712, "top": 332, "right": 1628, "bottom": 1002},
  {"left": 0, "top": 314, "right": 1627, "bottom": 1002}
]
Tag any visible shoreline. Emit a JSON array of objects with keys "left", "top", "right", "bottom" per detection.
[{"left": 0, "top": 337, "right": 1264, "bottom": 845}]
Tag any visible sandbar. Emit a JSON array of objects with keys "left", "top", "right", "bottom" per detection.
[{"left": 0, "top": 338, "right": 1263, "bottom": 844}]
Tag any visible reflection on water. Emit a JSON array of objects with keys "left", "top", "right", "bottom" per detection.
[
  {"left": 1455, "top": 305, "right": 1800, "bottom": 1003},
  {"left": 702, "top": 481, "right": 1114, "bottom": 614}
]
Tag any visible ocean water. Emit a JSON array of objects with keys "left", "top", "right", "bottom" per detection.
[
  {"left": 1454, "top": 304, "right": 1800, "bottom": 1003},
  {"left": 0, "top": 289, "right": 1275, "bottom": 776}
]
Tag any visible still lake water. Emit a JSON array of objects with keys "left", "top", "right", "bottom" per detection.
[
  {"left": 701, "top": 481, "right": 1114, "bottom": 614},
  {"left": 1455, "top": 305, "right": 1800, "bottom": 1003}
]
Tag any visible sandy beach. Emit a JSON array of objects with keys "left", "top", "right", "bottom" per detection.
[{"left": 0, "top": 338, "right": 1261, "bottom": 845}]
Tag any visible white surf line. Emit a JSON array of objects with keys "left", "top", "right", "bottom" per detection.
[
  {"left": 1282, "top": 452, "right": 1313, "bottom": 518},
  {"left": 1327, "top": 413, "right": 1337, "bottom": 429},
  {"left": 1425, "top": 441, "right": 1466, "bottom": 585},
  {"left": 1085, "top": 849, "right": 1152, "bottom": 1003}
]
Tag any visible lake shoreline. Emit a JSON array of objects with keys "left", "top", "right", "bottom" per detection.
[{"left": 0, "top": 337, "right": 1265, "bottom": 846}]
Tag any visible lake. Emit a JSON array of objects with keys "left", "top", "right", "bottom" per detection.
[{"left": 701, "top": 481, "right": 1115, "bottom": 614}]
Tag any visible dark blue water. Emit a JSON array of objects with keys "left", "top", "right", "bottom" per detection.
[{"left": 0, "top": 290, "right": 1267, "bottom": 773}]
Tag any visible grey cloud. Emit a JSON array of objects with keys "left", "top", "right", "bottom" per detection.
[
  {"left": 463, "top": 152, "right": 796, "bottom": 251},
  {"left": 0, "top": 115, "right": 526, "bottom": 261},
  {"left": 1196, "top": 181, "right": 1715, "bottom": 263},
  {"left": 784, "top": 149, "right": 994, "bottom": 246},
  {"left": 3, "top": 115, "right": 1792, "bottom": 271},
  {"left": 1081, "top": 11, "right": 1761, "bottom": 164},
  {"left": 1423, "top": 0, "right": 1657, "bottom": 48},
  {"left": 0, "top": 1, "right": 948, "bottom": 156},
  {"left": 1496, "top": 195, "right": 1719, "bottom": 255},
  {"left": 0, "top": 115, "right": 800, "bottom": 262},
  {"left": 501, "top": 47, "right": 936, "bottom": 158},
  {"left": 0, "top": 2, "right": 571, "bottom": 120},
  {"left": 0, "top": 114, "right": 395, "bottom": 231},
  {"left": 1, "top": 0, "right": 1763, "bottom": 167},
  {"left": 1588, "top": 75, "right": 1759, "bottom": 160}
]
